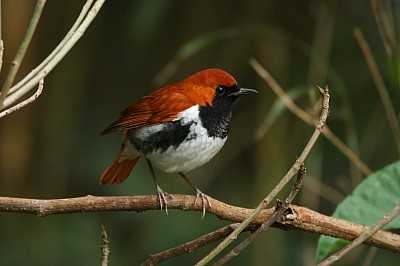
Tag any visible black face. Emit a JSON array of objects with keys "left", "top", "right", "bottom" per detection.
[{"left": 199, "top": 84, "right": 252, "bottom": 138}]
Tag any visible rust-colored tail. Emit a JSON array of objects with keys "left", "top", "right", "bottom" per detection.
[{"left": 100, "top": 145, "right": 140, "bottom": 185}]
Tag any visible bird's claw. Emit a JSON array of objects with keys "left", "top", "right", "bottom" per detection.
[
  {"left": 156, "top": 184, "right": 169, "bottom": 215},
  {"left": 194, "top": 188, "right": 211, "bottom": 218}
]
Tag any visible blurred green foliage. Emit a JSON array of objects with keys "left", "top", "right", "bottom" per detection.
[
  {"left": 317, "top": 160, "right": 400, "bottom": 262},
  {"left": 0, "top": 0, "right": 399, "bottom": 265}
]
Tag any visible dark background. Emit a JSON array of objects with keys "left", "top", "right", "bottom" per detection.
[{"left": 0, "top": 1, "right": 399, "bottom": 265}]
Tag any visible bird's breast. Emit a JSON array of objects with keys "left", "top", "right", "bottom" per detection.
[{"left": 127, "top": 105, "right": 228, "bottom": 173}]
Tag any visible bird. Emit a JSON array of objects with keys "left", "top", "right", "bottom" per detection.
[{"left": 99, "top": 68, "right": 257, "bottom": 217}]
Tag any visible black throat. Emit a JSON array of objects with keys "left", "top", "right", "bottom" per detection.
[{"left": 199, "top": 92, "right": 237, "bottom": 139}]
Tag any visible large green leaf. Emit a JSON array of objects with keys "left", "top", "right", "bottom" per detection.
[{"left": 316, "top": 160, "right": 400, "bottom": 263}]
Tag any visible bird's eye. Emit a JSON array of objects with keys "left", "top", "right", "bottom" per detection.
[{"left": 216, "top": 86, "right": 226, "bottom": 95}]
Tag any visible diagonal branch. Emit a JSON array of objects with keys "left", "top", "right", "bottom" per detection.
[
  {"left": 195, "top": 84, "right": 329, "bottom": 265},
  {"left": 213, "top": 164, "right": 306, "bottom": 265},
  {"left": 0, "top": 195, "right": 398, "bottom": 253},
  {"left": 141, "top": 223, "right": 257, "bottom": 266},
  {"left": 0, "top": 0, "right": 47, "bottom": 107},
  {"left": 353, "top": 27, "right": 400, "bottom": 154},
  {"left": 8, "top": 0, "right": 94, "bottom": 96},
  {"left": 249, "top": 58, "right": 373, "bottom": 176},
  {"left": 0, "top": 0, "right": 105, "bottom": 112},
  {"left": 318, "top": 203, "right": 400, "bottom": 266}
]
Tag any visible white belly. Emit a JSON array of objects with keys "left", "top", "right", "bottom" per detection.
[
  {"left": 146, "top": 133, "right": 227, "bottom": 174},
  {"left": 127, "top": 105, "right": 228, "bottom": 174}
]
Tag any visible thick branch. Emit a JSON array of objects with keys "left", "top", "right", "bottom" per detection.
[{"left": 0, "top": 195, "right": 398, "bottom": 253}]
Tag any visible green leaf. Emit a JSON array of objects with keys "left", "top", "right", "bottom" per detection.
[{"left": 316, "top": 160, "right": 400, "bottom": 263}]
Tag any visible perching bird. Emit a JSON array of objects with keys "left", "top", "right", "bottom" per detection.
[{"left": 100, "top": 68, "right": 257, "bottom": 216}]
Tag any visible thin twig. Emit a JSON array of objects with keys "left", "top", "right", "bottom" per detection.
[
  {"left": 0, "top": 79, "right": 44, "bottom": 118},
  {"left": 370, "top": 0, "right": 397, "bottom": 59},
  {"left": 101, "top": 225, "right": 110, "bottom": 266},
  {"left": 0, "top": 40, "right": 4, "bottom": 75},
  {"left": 318, "top": 203, "right": 400, "bottom": 266},
  {"left": 0, "top": 195, "right": 398, "bottom": 253},
  {"left": 0, "top": 0, "right": 47, "bottom": 107},
  {"left": 195, "top": 81, "right": 330, "bottom": 265},
  {"left": 214, "top": 164, "right": 306, "bottom": 265},
  {"left": 141, "top": 224, "right": 256, "bottom": 266},
  {"left": 8, "top": 0, "right": 94, "bottom": 95},
  {"left": 353, "top": 27, "right": 400, "bottom": 154},
  {"left": 249, "top": 58, "right": 373, "bottom": 176},
  {"left": 0, "top": 0, "right": 2, "bottom": 74},
  {"left": 0, "top": 0, "right": 2, "bottom": 40},
  {"left": 1, "top": 0, "right": 105, "bottom": 111}
]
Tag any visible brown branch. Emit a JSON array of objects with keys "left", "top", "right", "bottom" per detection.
[
  {"left": 141, "top": 223, "right": 257, "bottom": 266},
  {"left": 249, "top": 58, "right": 373, "bottom": 176},
  {"left": 353, "top": 27, "right": 400, "bottom": 154},
  {"left": 0, "top": 195, "right": 398, "bottom": 253}
]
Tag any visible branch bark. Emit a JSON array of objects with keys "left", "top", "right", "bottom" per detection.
[{"left": 0, "top": 195, "right": 398, "bottom": 253}]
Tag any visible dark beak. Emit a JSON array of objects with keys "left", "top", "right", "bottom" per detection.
[{"left": 230, "top": 87, "right": 258, "bottom": 97}]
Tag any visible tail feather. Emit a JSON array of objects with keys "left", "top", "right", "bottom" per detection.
[{"left": 100, "top": 145, "right": 140, "bottom": 185}]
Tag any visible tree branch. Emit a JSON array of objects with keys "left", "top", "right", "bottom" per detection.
[
  {"left": 318, "top": 203, "right": 400, "bottom": 265},
  {"left": 0, "top": 0, "right": 105, "bottom": 112},
  {"left": 195, "top": 73, "right": 330, "bottom": 266},
  {"left": 213, "top": 164, "right": 306, "bottom": 265},
  {"left": 0, "top": 195, "right": 398, "bottom": 253},
  {"left": 249, "top": 58, "right": 373, "bottom": 176},
  {"left": 0, "top": 79, "right": 44, "bottom": 118},
  {"left": 353, "top": 27, "right": 400, "bottom": 154},
  {"left": 0, "top": 0, "right": 47, "bottom": 107},
  {"left": 141, "top": 223, "right": 256, "bottom": 266}
]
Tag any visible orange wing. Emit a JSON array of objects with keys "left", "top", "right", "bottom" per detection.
[{"left": 101, "top": 86, "right": 199, "bottom": 134}]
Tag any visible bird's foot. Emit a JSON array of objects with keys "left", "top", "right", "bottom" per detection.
[
  {"left": 194, "top": 188, "right": 211, "bottom": 218},
  {"left": 155, "top": 184, "right": 169, "bottom": 215}
]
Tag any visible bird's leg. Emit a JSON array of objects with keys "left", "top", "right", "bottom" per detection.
[
  {"left": 146, "top": 159, "right": 168, "bottom": 214},
  {"left": 179, "top": 173, "right": 211, "bottom": 218}
]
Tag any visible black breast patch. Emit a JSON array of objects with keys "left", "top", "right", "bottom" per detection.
[{"left": 129, "top": 121, "right": 194, "bottom": 154}]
